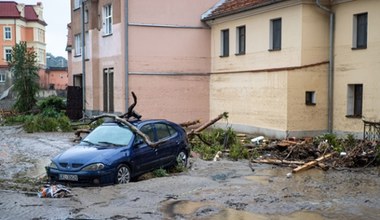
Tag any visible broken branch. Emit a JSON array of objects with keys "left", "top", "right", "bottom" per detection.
[
  {"left": 292, "top": 153, "right": 335, "bottom": 173},
  {"left": 187, "top": 112, "right": 228, "bottom": 137}
]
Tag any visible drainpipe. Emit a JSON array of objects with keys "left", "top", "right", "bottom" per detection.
[
  {"left": 316, "top": 0, "right": 334, "bottom": 134},
  {"left": 124, "top": 0, "right": 129, "bottom": 111},
  {"left": 81, "top": 0, "right": 86, "bottom": 115}
]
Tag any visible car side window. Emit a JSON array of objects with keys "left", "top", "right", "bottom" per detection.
[
  {"left": 155, "top": 123, "right": 177, "bottom": 140},
  {"left": 134, "top": 124, "right": 155, "bottom": 146}
]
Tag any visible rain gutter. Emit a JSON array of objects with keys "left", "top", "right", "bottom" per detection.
[
  {"left": 124, "top": 0, "right": 129, "bottom": 111},
  {"left": 316, "top": 0, "right": 335, "bottom": 133}
]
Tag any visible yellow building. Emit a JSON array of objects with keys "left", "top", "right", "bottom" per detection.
[{"left": 202, "top": 0, "right": 379, "bottom": 138}]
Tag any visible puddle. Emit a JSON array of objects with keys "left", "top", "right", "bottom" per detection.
[
  {"left": 161, "top": 200, "right": 324, "bottom": 220},
  {"left": 25, "top": 158, "right": 50, "bottom": 179}
]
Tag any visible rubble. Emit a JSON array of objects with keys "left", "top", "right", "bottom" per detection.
[{"left": 250, "top": 135, "right": 380, "bottom": 172}]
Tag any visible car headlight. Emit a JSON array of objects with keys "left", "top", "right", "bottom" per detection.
[
  {"left": 49, "top": 161, "right": 58, "bottom": 169},
  {"left": 82, "top": 163, "right": 105, "bottom": 171}
]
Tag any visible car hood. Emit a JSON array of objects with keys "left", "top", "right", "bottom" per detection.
[{"left": 53, "top": 145, "right": 124, "bottom": 168}]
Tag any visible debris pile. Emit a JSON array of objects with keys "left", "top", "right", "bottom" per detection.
[{"left": 249, "top": 135, "right": 380, "bottom": 172}]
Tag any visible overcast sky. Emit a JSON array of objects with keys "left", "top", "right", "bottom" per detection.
[{"left": 16, "top": 0, "right": 71, "bottom": 58}]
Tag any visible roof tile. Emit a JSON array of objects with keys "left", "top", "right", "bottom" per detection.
[{"left": 203, "top": 0, "right": 286, "bottom": 20}]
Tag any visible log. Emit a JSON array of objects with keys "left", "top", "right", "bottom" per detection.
[
  {"left": 292, "top": 153, "right": 335, "bottom": 173},
  {"left": 179, "top": 120, "right": 200, "bottom": 128},
  {"left": 252, "top": 159, "right": 305, "bottom": 166},
  {"left": 187, "top": 112, "right": 228, "bottom": 137}
]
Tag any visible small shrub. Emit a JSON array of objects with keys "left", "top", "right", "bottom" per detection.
[
  {"left": 191, "top": 127, "right": 248, "bottom": 160},
  {"left": 23, "top": 114, "right": 72, "bottom": 133},
  {"left": 37, "top": 96, "right": 66, "bottom": 113},
  {"left": 152, "top": 168, "right": 168, "bottom": 177}
]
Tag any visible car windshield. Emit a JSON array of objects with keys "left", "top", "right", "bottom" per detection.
[{"left": 82, "top": 124, "right": 134, "bottom": 147}]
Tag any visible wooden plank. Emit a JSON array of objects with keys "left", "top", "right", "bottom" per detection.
[{"left": 292, "top": 153, "right": 335, "bottom": 173}]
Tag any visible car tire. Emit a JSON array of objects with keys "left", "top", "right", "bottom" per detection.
[
  {"left": 115, "top": 164, "right": 131, "bottom": 184},
  {"left": 176, "top": 150, "right": 188, "bottom": 168}
]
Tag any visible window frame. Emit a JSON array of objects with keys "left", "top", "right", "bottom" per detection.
[
  {"left": 74, "top": 34, "right": 81, "bottom": 56},
  {"left": 305, "top": 91, "right": 316, "bottom": 106},
  {"left": 346, "top": 84, "right": 363, "bottom": 118},
  {"left": 236, "top": 25, "right": 246, "bottom": 55},
  {"left": 269, "top": 18, "right": 282, "bottom": 51},
  {"left": 220, "top": 29, "right": 229, "bottom": 57},
  {"left": 352, "top": 12, "right": 368, "bottom": 49},
  {"left": 74, "top": 0, "right": 81, "bottom": 10},
  {"left": 4, "top": 47, "right": 12, "bottom": 62},
  {"left": 103, "top": 4, "right": 113, "bottom": 36},
  {"left": 0, "top": 72, "right": 5, "bottom": 83},
  {"left": 4, "top": 26, "right": 12, "bottom": 40}
]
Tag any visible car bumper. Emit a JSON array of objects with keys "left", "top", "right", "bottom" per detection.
[{"left": 47, "top": 168, "right": 116, "bottom": 185}]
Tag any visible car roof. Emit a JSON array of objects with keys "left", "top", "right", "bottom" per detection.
[{"left": 102, "top": 119, "right": 174, "bottom": 128}]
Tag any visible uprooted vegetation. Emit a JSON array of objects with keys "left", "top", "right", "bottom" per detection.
[
  {"left": 2, "top": 96, "right": 72, "bottom": 132},
  {"left": 188, "top": 126, "right": 380, "bottom": 171}
]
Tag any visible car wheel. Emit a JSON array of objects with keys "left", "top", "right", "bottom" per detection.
[
  {"left": 116, "top": 164, "right": 130, "bottom": 184},
  {"left": 176, "top": 151, "right": 188, "bottom": 168}
]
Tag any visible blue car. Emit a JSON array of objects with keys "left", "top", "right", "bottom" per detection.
[{"left": 47, "top": 119, "right": 190, "bottom": 185}]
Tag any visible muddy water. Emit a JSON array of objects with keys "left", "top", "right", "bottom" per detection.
[{"left": 0, "top": 126, "right": 380, "bottom": 219}]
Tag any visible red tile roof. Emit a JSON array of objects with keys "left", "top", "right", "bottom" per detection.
[
  {"left": 202, "top": 0, "right": 287, "bottom": 21},
  {"left": 0, "top": 1, "right": 20, "bottom": 18},
  {"left": 25, "top": 5, "right": 39, "bottom": 21},
  {"left": 0, "top": 1, "right": 46, "bottom": 25}
]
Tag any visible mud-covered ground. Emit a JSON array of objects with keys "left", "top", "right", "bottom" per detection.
[{"left": 0, "top": 126, "right": 380, "bottom": 220}]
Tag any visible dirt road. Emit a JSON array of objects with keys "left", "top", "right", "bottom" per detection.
[{"left": 0, "top": 126, "right": 379, "bottom": 219}]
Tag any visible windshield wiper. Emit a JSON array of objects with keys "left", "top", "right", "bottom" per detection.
[
  {"left": 97, "top": 141, "right": 124, "bottom": 147},
  {"left": 81, "top": 140, "right": 95, "bottom": 145}
]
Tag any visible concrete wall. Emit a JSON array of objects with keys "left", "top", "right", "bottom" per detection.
[{"left": 333, "top": 0, "right": 380, "bottom": 137}]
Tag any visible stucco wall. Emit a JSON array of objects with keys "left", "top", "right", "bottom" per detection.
[
  {"left": 129, "top": 74, "right": 210, "bottom": 123},
  {"left": 287, "top": 64, "right": 328, "bottom": 135},
  {"left": 210, "top": 71, "right": 288, "bottom": 134},
  {"left": 333, "top": 0, "right": 380, "bottom": 135},
  {"left": 208, "top": 2, "right": 304, "bottom": 73}
]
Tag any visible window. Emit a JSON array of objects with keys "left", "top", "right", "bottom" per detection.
[
  {"left": 0, "top": 72, "right": 5, "bottom": 83},
  {"left": 220, "top": 29, "right": 229, "bottom": 57},
  {"left": 103, "top": 67, "right": 114, "bottom": 112},
  {"left": 236, "top": 26, "right": 246, "bottom": 55},
  {"left": 155, "top": 124, "right": 171, "bottom": 140},
  {"left": 37, "top": 28, "right": 45, "bottom": 43},
  {"left": 305, "top": 91, "right": 316, "bottom": 105},
  {"left": 270, "top": 18, "right": 282, "bottom": 50},
  {"left": 74, "top": 0, "right": 80, "bottom": 10},
  {"left": 4, "top": 48, "right": 12, "bottom": 62},
  {"left": 353, "top": 13, "right": 367, "bottom": 49},
  {"left": 84, "top": 9, "right": 89, "bottom": 23},
  {"left": 74, "top": 34, "right": 81, "bottom": 56},
  {"left": 140, "top": 124, "right": 155, "bottom": 142},
  {"left": 4, "top": 27, "right": 11, "bottom": 40},
  {"left": 37, "top": 48, "right": 45, "bottom": 64},
  {"left": 347, "top": 84, "right": 363, "bottom": 117},
  {"left": 103, "top": 4, "right": 112, "bottom": 35}
]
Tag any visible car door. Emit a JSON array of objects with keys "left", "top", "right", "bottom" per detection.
[
  {"left": 130, "top": 124, "right": 160, "bottom": 174},
  {"left": 154, "top": 123, "right": 179, "bottom": 167}
]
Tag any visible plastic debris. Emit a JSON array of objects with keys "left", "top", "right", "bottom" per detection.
[
  {"left": 38, "top": 184, "right": 72, "bottom": 198},
  {"left": 251, "top": 136, "right": 264, "bottom": 145},
  {"left": 286, "top": 173, "right": 292, "bottom": 178}
]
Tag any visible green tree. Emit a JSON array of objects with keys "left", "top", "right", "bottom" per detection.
[{"left": 8, "top": 42, "right": 40, "bottom": 112}]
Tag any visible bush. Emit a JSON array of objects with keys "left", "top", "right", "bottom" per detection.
[
  {"left": 23, "top": 114, "right": 72, "bottom": 133},
  {"left": 191, "top": 127, "right": 249, "bottom": 161},
  {"left": 37, "top": 96, "right": 66, "bottom": 113}
]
